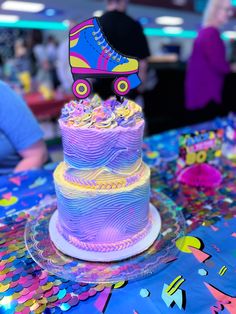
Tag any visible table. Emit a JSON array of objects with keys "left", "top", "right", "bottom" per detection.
[
  {"left": 0, "top": 122, "right": 236, "bottom": 314},
  {"left": 24, "top": 93, "right": 73, "bottom": 120}
]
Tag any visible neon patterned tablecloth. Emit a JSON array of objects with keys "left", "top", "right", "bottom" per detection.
[{"left": 1, "top": 120, "right": 236, "bottom": 314}]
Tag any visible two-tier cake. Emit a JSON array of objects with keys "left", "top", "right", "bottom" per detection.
[{"left": 49, "top": 95, "right": 161, "bottom": 261}]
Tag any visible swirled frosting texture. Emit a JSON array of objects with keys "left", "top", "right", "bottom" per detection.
[
  {"left": 63, "top": 159, "right": 145, "bottom": 190},
  {"left": 59, "top": 95, "right": 144, "bottom": 170},
  {"left": 60, "top": 95, "right": 143, "bottom": 129},
  {"left": 54, "top": 162, "right": 151, "bottom": 252}
]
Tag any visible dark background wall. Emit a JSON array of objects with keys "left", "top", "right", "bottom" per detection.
[{"left": 144, "top": 63, "right": 236, "bottom": 135}]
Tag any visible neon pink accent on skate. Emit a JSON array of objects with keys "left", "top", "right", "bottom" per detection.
[
  {"left": 70, "top": 19, "right": 93, "bottom": 35},
  {"left": 114, "top": 77, "right": 131, "bottom": 96},
  {"left": 71, "top": 67, "right": 137, "bottom": 75},
  {"left": 104, "top": 55, "right": 109, "bottom": 71},
  {"left": 72, "top": 79, "right": 91, "bottom": 99},
  {"left": 97, "top": 51, "right": 106, "bottom": 70},
  {"left": 70, "top": 33, "right": 80, "bottom": 41}
]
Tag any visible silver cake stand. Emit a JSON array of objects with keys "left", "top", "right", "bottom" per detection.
[{"left": 24, "top": 193, "right": 185, "bottom": 283}]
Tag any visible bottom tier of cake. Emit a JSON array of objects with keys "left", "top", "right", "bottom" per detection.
[
  {"left": 50, "top": 162, "right": 161, "bottom": 261},
  {"left": 49, "top": 204, "right": 161, "bottom": 262}
]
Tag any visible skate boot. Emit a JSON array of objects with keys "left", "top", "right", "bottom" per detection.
[{"left": 69, "top": 18, "right": 141, "bottom": 99}]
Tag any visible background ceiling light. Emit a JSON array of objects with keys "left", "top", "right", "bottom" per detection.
[
  {"left": 163, "top": 26, "right": 183, "bottom": 34},
  {"left": 1, "top": 1, "right": 45, "bottom": 13},
  {"left": 0, "top": 14, "right": 19, "bottom": 22},
  {"left": 155, "top": 16, "right": 184, "bottom": 26},
  {"left": 93, "top": 10, "right": 103, "bottom": 17},
  {"left": 63, "top": 19, "right": 70, "bottom": 27},
  {"left": 223, "top": 31, "right": 236, "bottom": 39}
]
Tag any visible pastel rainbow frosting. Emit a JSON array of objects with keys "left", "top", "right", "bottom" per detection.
[{"left": 51, "top": 95, "right": 158, "bottom": 261}]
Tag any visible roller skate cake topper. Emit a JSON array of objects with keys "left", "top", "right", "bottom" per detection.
[
  {"left": 177, "top": 130, "right": 224, "bottom": 188},
  {"left": 69, "top": 17, "right": 141, "bottom": 99}
]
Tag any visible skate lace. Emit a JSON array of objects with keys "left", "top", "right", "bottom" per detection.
[{"left": 92, "top": 29, "right": 128, "bottom": 63}]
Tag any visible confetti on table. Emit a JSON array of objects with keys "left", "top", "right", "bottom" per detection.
[
  {"left": 0, "top": 194, "right": 18, "bottom": 207},
  {"left": 176, "top": 236, "right": 201, "bottom": 253},
  {"left": 198, "top": 269, "right": 208, "bottom": 276},
  {"left": 9, "top": 176, "right": 21, "bottom": 186},
  {"left": 94, "top": 287, "right": 112, "bottom": 313},
  {"left": 139, "top": 289, "right": 150, "bottom": 298},
  {"left": 212, "top": 244, "right": 220, "bottom": 252},
  {"left": 0, "top": 210, "right": 111, "bottom": 313},
  {"left": 205, "top": 282, "right": 236, "bottom": 314},
  {"left": 219, "top": 266, "right": 227, "bottom": 276},
  {"left": 29, "top": 177, "right": 47, "bottom": 189},
  {"left": 113, "top": 281, "right": 126, "bottom": 289},
  {"left": 188, "top": 246, "right": 211, "bottom": 263},
  {"left": 165, "top": 276, "right": 185, "bottom": 296},
  {"left": 210, "top": 225, "right": 219, "bottom": 232},
  {"left": 162, "top": 283, "right": 184, "bottom": 310}
]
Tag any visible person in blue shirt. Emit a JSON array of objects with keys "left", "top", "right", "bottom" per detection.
[{"left": 0, "top": 81, "right": 48, "bottom": 175}]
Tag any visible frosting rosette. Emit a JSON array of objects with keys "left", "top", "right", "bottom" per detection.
[{"left": 61, "top": 95, "right": 143, "bottom": 129}]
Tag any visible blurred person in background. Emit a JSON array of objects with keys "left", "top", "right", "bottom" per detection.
[
  {"left": 29, "top": 30, "right": 52, "bottom": 90},
  {"left": 0, "top": 54, "right": 4, "bottom": 80},
  {"left": 46, "top": 35, "right": 60, "bottom": 89},
  {"left": 93, "top": 0, "right": 150, "bottom": 100},
  {"left": 0, "top": 81, "right": 48, "bottom": 175},
  {"left": 185, "top": 0, "right": 232, "bottom": 123},
  {"left": 57, "top": 20, "right": 77, "bottom": 93},
  {"left": 14, "top": 39, "right": 31, "bottom": 93}
]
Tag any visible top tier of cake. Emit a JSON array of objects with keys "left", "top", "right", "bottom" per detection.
[{"left": 59, "top": 96, "right": 144, "bottom": 172}]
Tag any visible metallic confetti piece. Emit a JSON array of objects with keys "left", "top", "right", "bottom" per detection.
[
  {"left": 0, "top": 283, "right": 10, "bottom": 292},
  {"left": 15, "top": 303, "right": 25, "bottom": 312},
  {"left": 23, "top": 299, "right": 35, "bottom": 307},
  {"left": 60, "top": 303, "right": 71, "bottom": 311},
  {"left": 30, "top": 302, "right": 40, "bottom": 311},
  {"left": 60, "top": 294, "right": 72, "bottom": 303},
  {"left": 78, "top": 291, "right": 90, "bottom": 301},
  {"left": 35, "top": 304, "right": 46, "bottom": 313},
  {"left": 16, "top": 308, "right": 30, "bottom": 314},
  {"left": 69, "top": 296, "right": 79, "bottom": 307},
  {"left": 113, "top": 281, "right": 126, "bottom": 289},
  {"left": 94, "top": 287, "right": 112, "bottom": 313},
  {"left": 38, "top": 297, "right": 48, "bottom": 305},
  {"left": 57, "top": 289, "right": 67, "bottom": 300},
  {"left": 42, "top": 282, "right": 54, "bottom": 291},
  {"left": 47, "top": 295, "right": 58, "bottom": 303}
]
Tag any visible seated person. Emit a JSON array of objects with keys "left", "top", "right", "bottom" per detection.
[{"left": 0, "top": 81, "right": 48, "bottom": 175}]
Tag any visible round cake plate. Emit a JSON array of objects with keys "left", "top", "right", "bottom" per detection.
[{"left": 24, "top": 193, "right": 185, "bottom": 283}]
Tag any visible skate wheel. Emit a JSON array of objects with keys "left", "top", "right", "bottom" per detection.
[
  {"left": 113, "top": 77, "right": 130, "bottom": 96},
  {"left": 73, "top": 79, "right": 91, "bottom": 99}
]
